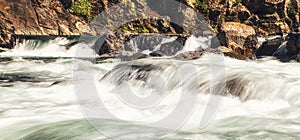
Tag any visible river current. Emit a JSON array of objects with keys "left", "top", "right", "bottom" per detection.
[{"left": 0, "top": 37, "right": 299, "bottom": 139}]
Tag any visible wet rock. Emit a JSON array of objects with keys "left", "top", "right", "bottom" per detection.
[
  {"left": 286, "top": 32, "right": 300, "bottom": 55},
  {"left": 158, "top": 40, "right": 184, "bottom": 56},
  {"left": 273, "top": 42, "right": 293, "bottom": 62},
  {"left": 218, "top": 46, "right": 247, "bottom": 60},
  {"left": 217, "top": 22, "right": 258, "bottom": 58},
  {"left": 174, "top": 50, "right": 205, "bottom": 60},
  {"left": 256, "top": 36, "right": 285, "bottom": 57},
  {"left": 119, "top": 52, "right": 149, "bottom": 61}
]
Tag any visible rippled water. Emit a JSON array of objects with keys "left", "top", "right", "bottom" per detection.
[{"left": 0, "top": 37, "right": 300, "bottom": 139}]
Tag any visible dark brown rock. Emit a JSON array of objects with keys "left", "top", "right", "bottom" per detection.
[
  {"left": 256, "top": 37, "right": 284, "bottom": 57},
  {"left": 286, "top": 32, "right": 300, "bottom": 55}
]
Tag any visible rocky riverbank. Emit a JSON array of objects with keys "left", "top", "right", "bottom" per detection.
[{"left": 0, "top": 0, "right": 299, "bottom": 61}]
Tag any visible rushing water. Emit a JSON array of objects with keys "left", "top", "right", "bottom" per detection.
[{"left": 0, "top": 36, "right": 300, "bottom": 139}]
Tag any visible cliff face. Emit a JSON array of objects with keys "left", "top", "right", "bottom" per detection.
[{"left": 0, "top": 0, "right": 299, "bottom": 48}]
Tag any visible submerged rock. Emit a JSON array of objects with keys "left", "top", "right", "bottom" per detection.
[{"left": 173, "top": 50, "right": 205, "bottom": 60}]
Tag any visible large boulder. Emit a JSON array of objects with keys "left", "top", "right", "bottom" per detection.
[{"left": 217, "top": 22, "right": 258, "bottom": 58}]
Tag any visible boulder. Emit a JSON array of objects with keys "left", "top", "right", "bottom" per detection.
[
  {"left": 217, "top": 22, "right": 258, "bottom": 58},
  {"left": 286, "top": 32, "right": 300, "bottom": 55},
  {"left": 256, "top": 36, "right": 285, "bottom": 57}
]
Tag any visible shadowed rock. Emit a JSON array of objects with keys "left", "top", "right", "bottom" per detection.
[{"left": 256, "top": 36, "right": 285, "bottom": 57}]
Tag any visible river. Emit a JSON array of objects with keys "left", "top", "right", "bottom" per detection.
[{"left": 0, "top": 36, "right": 299, "bottom": 139}]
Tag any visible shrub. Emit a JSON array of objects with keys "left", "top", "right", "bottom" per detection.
[{"left": 70, "top": 0, "right": 93, "bottom": 20}]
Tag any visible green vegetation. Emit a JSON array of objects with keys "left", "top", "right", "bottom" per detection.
[
  {"left": 287, "top": 4, "right": 295, "bottom": 15},
  {"left": 141, "top": 28, "right": 150, "bottom": 33},
  {"left": 221, "top": 15, "right": 226, "bottom": 23},
  {"left": 120, "top": 25, "right": 150, "bottom": 33},
  {"left": 233, "top": 0, "right": 242, "bottom": 6},
  {"left": 70, "top": 0, "right": 93, "bottom": 21},
  {"left": 195, "top": 0, "right": 208, "bottom": 10}
]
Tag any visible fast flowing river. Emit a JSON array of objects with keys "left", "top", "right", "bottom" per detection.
[{"left": 0, "top": 37, "right": 300, "bottom": 139}]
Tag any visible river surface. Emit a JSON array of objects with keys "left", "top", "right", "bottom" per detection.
[{"left": 0, "top": 37, "right": 300, "bottom": 139}]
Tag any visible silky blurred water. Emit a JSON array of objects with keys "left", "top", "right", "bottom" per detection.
[{"left": 0, "top": 37, "right": 299, "bottom": 139}]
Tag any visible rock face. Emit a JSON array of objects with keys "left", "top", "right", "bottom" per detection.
[
  {"left": 203, "top": 0, "right": 299, "bottom": 35},
  {"left": 241, "top": 0, "right": 299, "bottom": 34},
  {"left": 0, "top": 0, "right": 86, "bottom": 48},
  {"left": 217, "top": 22, "right": 258, "bottom": 58}
]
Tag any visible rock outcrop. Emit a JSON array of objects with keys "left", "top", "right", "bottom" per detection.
[
  {"left": 204, "top": 0, "right": 299, "bottom": 35},
  {"left": 0, "top": 0, "right": 86, "bottom": 48}
]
